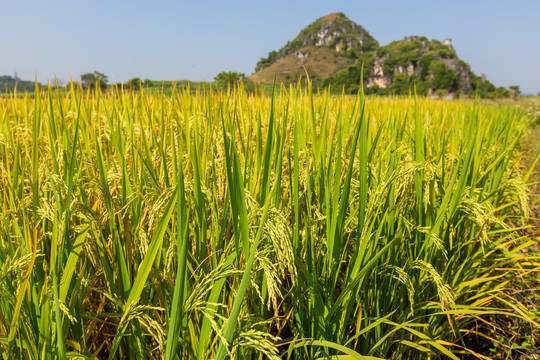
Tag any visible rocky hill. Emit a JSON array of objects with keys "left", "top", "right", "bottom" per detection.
[
  {"left": 250, "top": 13, "right": 377, "bottom": 85},
  {"left": 371, "top": 37, "right": 471, "bottom": 90},
  {"left": 250, "top": 13, "right": 506, "bottom": 96}
]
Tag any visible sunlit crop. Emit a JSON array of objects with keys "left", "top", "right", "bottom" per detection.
[{"left": 0, "top": 83, "right": 538, "bottom": 359}]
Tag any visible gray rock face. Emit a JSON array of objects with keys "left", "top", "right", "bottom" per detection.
[
  {"left": 258, "top": 12, "right": 378, "bottom": 68},
  {"left": 366, "top": 56, "right": 392, "bottom": 88},
  {"left": 297, "top": 15, "right": 376, "bottom": 52},
  {"left": 364, "top": 36, "right": 472, "bottom": 93},
  {"left": 442, "top": 38, "right": 453, "bottom": 48},
  {"left": 442, "top": 59, "right": 472, "bottom": 93},
  {"left": 313, "top": 24, "right": 341, "bottom": 46}
]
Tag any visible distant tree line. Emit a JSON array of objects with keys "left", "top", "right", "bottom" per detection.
[
  {"left": 0, "top": 75, "right": 40, "bottom": 92},
  {"left": 125, "top": 78, "right": 153, "bottom": 90},
  {"left": 0, "top": 71, "right": 526, "bottom": 100}
]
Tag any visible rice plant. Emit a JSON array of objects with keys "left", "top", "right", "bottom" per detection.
[{"left": 0, "top": 82, "right": 538, "bottom": 359}]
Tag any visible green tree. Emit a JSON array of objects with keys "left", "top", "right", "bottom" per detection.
[
  {"left": 430, "top": 61, "right": 457, "bottom": 91},
  {"left": 256, "top": 51, "right": 278, "bottom": 71},
  {"left": 509, "top": 85, "right": 521, "bottom": 99},
  {"left": 81, "top": 71, "right": 108, "bottom": 90},
  {"left": 214, "top": 71, "right": 245, "bottom": 88},
  {"left": 0, "top": 75, "right": 39, "bottom": 92},
  {"left": 127, "top": 78, "right": 142, "bottom": 90}
]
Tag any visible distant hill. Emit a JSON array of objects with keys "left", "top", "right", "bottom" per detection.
[
  {"left": 250, "top": 12, "right": 377, "bottom": 85},
  {"left": 0, "top": 75, "right": 40, "bottom": 93},
  {"left": 250, "top": 13, "right": 508, "bottom": 97}
]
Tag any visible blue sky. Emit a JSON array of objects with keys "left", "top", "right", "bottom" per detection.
[{"left": 1, "top": 0, "right": 538, "bottom": 94}]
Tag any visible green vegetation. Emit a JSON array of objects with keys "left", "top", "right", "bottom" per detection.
[
  {"left": 256, "top": 50, "right": 279, "bottom": 71},
  {"left": 213, "top": 71, "right": 258, "bottom": 94},
  {"left": 510, "top": 85, "right": 522, "bottom": 98},
  {"left": 214, "top": 71, "right": 245, "bottom": 87},
  {"left": 126, "top": 78, "right": 143, "bottom": 90},
  {"left": 117, "top": 79, "right": 212, "bottom": 96},
  {"left": 323, "top": 34, "right": 514, "bottom": 98},
  {"left": 0, "top": 75, "right": 41, "bottom": 93},
  {"left": 0, "top": 84, "right": 538, "bottom": 359},
  {"left": 380, "top": 36, "right": 456, "bottom": 68},
  {"left": 324, "top": 36, "right": 469, "bottom": 96},
  {"left": 469, "top": 72, "right": 511, "bottom": 99},
  {"left": 80, "top": 71, "right": 108, "bottom": 90},
  {"left": 319, "top": 53, "right": 375, "bottom": 93}
]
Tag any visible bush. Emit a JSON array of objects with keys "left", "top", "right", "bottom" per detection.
[
  {"left": 127, "top": 78, "right": 142, "bottom": 90},
  {"left": 80, "top": 71, "right": 108, "bottom": 91}
]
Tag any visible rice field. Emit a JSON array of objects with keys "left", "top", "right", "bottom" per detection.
[{"left": 0, "top": 84, "right": 538, "bottom": 359}]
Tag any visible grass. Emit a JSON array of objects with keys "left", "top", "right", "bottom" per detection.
[
  {"left": 0, "top": 84, "right": 538, "bottom": 359},
  {"left": 248, "top": 45, "right": 355, "bottom": 85}
]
